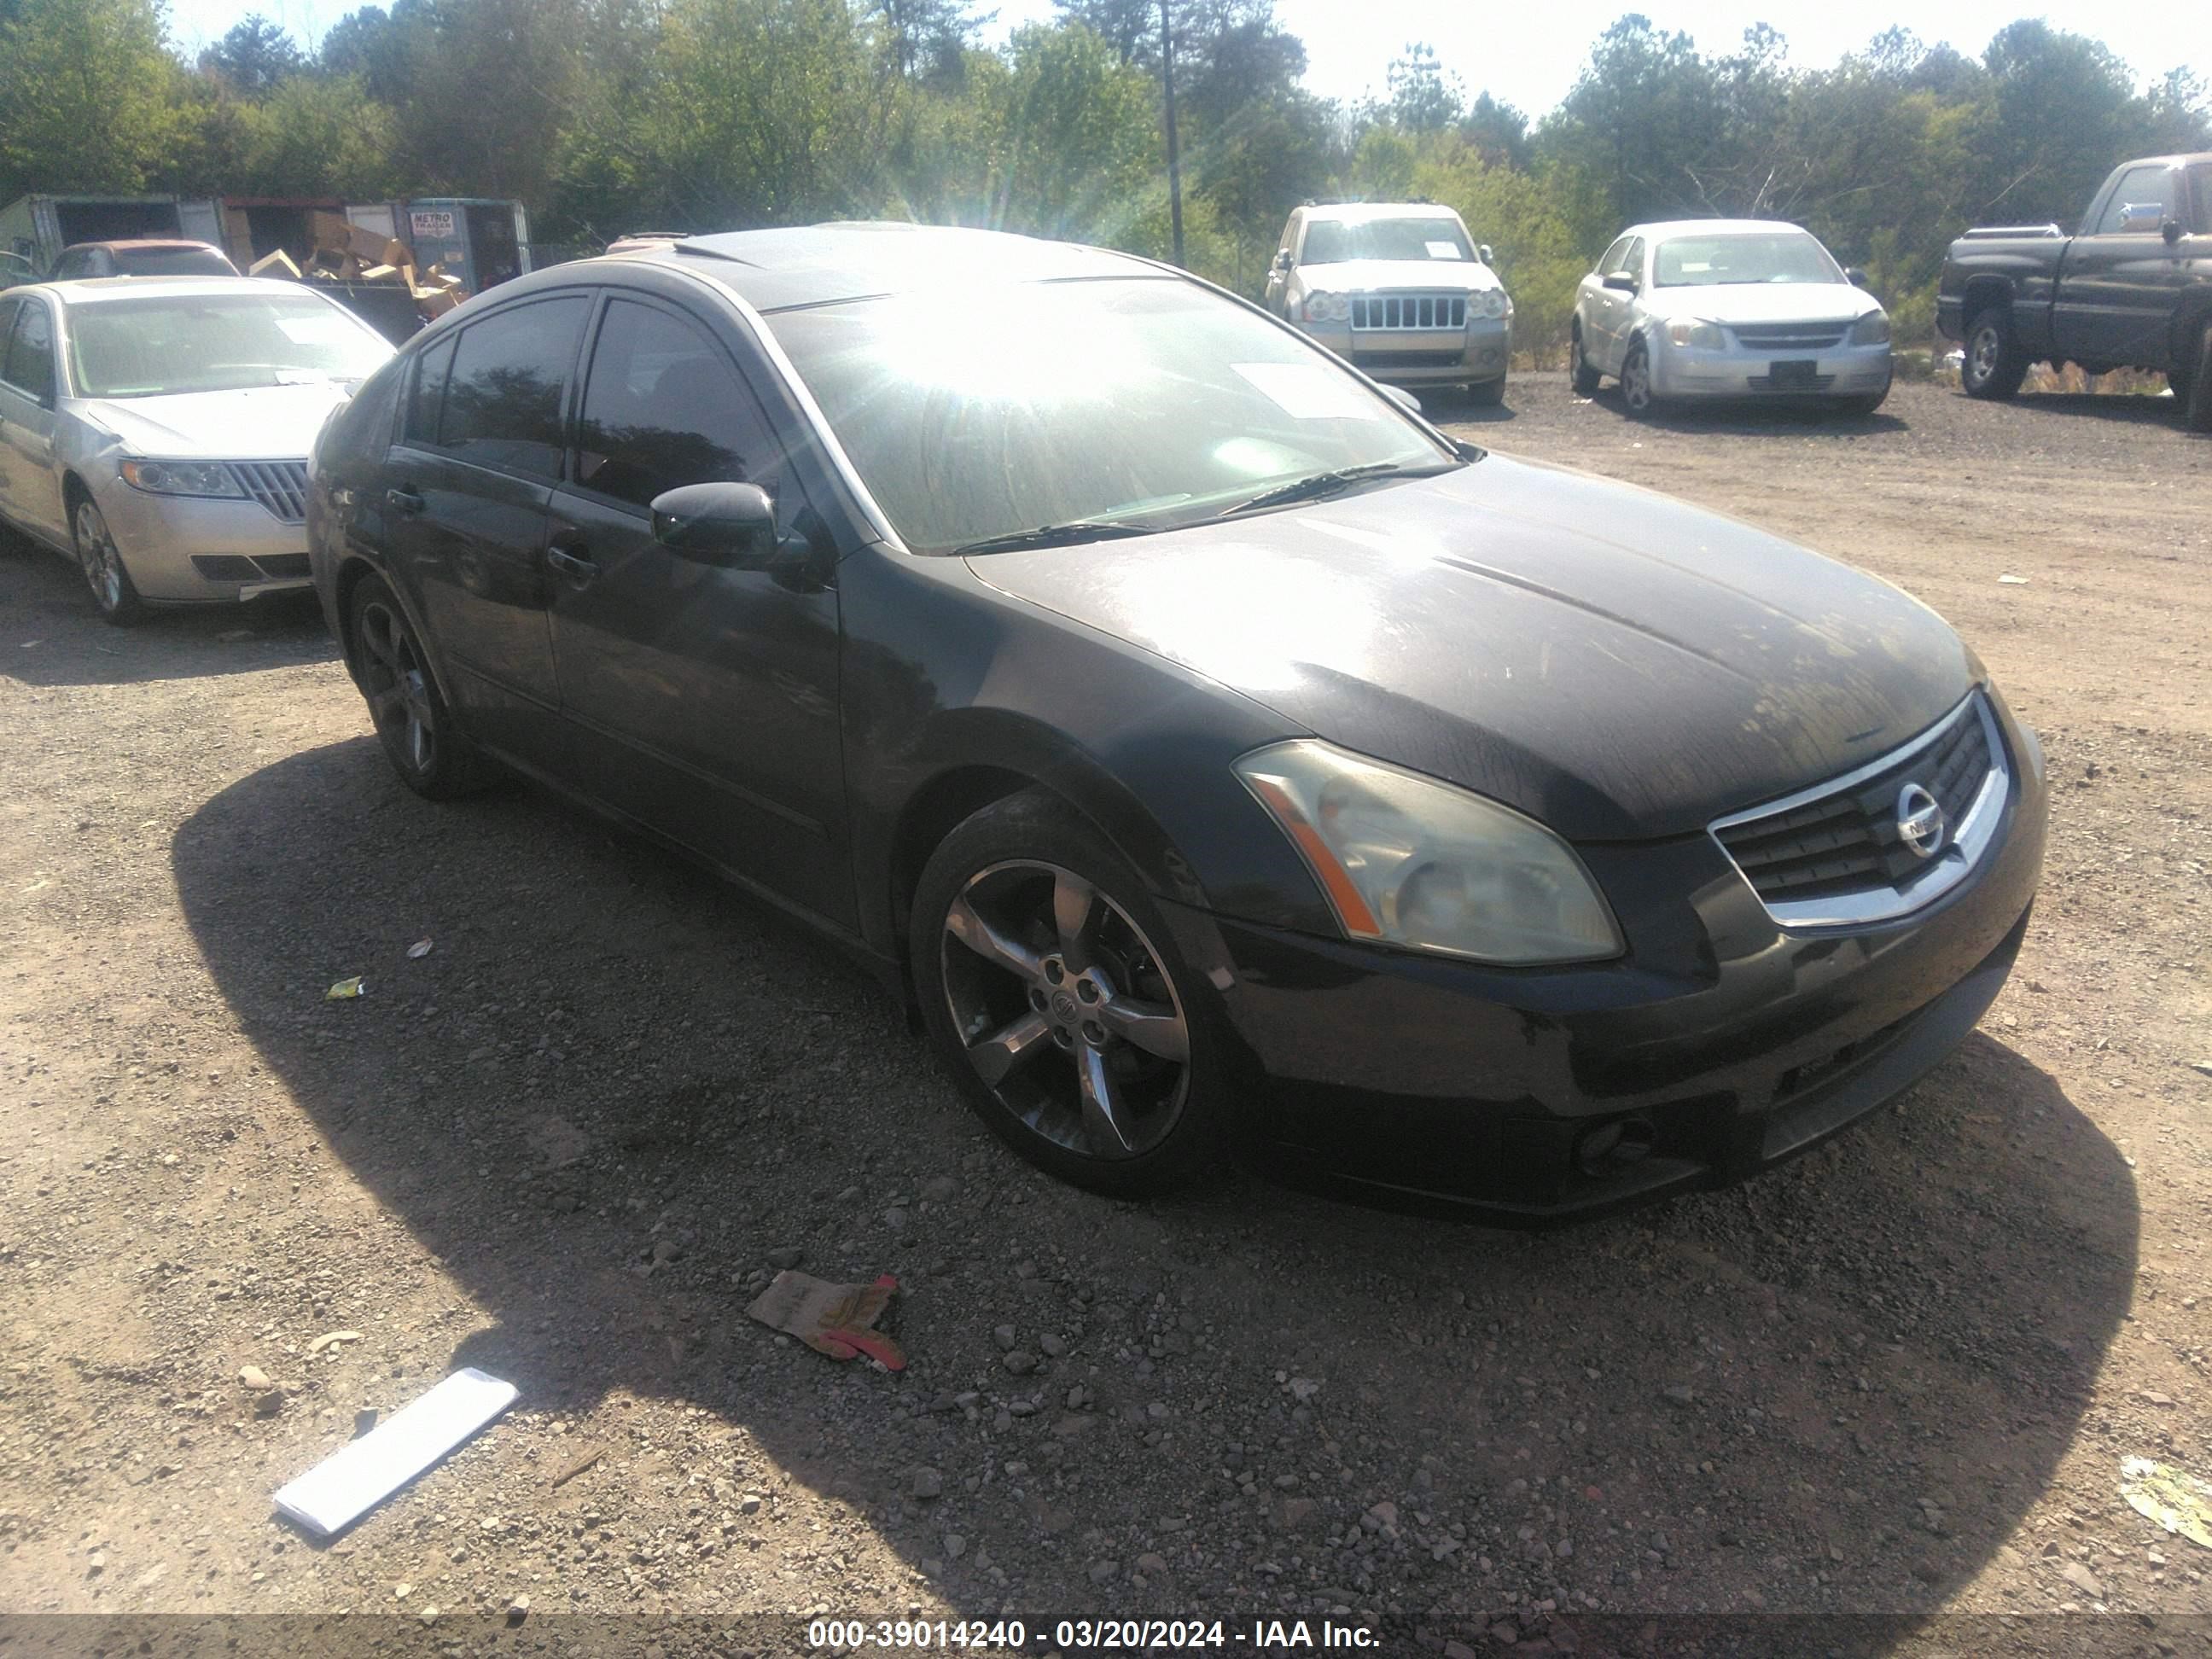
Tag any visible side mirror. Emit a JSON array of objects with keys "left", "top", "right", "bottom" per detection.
[
  {"left": 1272, "top": 249, "right": 1293, "bottom": 272},
  {"left": 650, "top": 480, "right": 777, "bottom": 566},
  {"left": 1601, "top": 271, "right": 1639, "bottom": 294},
  {"left": 1477, "top": 244, "right": 1493, "bottom": 265},
  {"left": 2163, "top": 218, "right": 2184, "bottom": 246},
  {"left": 1380, "top": 383, "right": 1423, "bottom": 416},
  {"left": 1844, "top": 265, "right": 1870, "bottom": 288}
]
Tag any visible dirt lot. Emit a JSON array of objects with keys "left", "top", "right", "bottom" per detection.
[{"left": 2, "top": 376, "right": 2209, "bottom": 1656}]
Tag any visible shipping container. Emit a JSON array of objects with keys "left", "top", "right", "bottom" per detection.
[{"left": 0, "top": 195, "right": 222, "bottom": 276}]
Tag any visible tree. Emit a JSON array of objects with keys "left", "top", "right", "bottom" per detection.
[
  {"left": 1459, "top": 91, "right": 1529, "bottom": 170},
  {"left": 873, "top": 0, "right": 990, "bottom": 86},
  {"left": 0, "top": 0, "right": 180, "bottom": 199},
  {"left": 199, "top": 15, "right": 306, "bottom": 99},
  {"left": 318, "top": 0, "right": 434, "bottom": 105},
  {"left": 1386, "top": 41, "right": 1460, "bottom": 133}
]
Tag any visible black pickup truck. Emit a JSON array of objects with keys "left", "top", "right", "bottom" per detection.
[{"left": 1938, "top": 152, "right": 2212, "bottom": 428}]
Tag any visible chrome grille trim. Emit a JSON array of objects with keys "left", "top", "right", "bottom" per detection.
[
  {"left": 1730, "top": 323, "right": 1849, "bottom": 351},
  {"left": 1707, "top": 692, "right": 2011, "bottom": 929},
  {"left": 236, "top": 460, "right": 309, "bottom": 523},
  {"left": 1350, "top": 293, "right": 1468, "bottom": 331}
]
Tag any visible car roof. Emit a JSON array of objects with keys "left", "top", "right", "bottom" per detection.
[
  {"left": 633, "top": 222, "right": 1160, "bottom": 311},
  {"left": 1301, "top": 202, "right": 1465, "bottom": 223},
  {"left": 62, "top": 239, "right": 226, "bottom": 254},
  {"left": 30, "top": 276, "right": 346, "bottom": 306},
  {"left": 1624, "top": 218, "right": 1813, "bottom": 241}
]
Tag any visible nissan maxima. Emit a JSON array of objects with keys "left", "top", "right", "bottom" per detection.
[
  {"left": 0, "top": 276, "right": 393, "bottom": 621},
  {"left": 1570, "top": 219, "right": 1894, "bottom": 416},
  {"left": 306, "top": 224, "right": 2045, "bottom": 1222}
]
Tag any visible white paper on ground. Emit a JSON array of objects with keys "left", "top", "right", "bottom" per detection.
[{"left": 271, "top": 1367, "right": 517, "bottom": 1537}]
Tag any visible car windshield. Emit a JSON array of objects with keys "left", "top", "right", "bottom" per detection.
[
  {"left": 765, "top": 277, "right": 1451, "bottom": 555},
  {"left": 1301, "top": 217, "right": 1473, "bottom": 265},
  {"left": 1653, "top": 233, "right": 1842, "bottom": 287},
  {"left": 67, "top": 292, "right": 390, "bottom": 398},
  {"left": 112, "top": 247, "right": 234, "bottom": 276}
]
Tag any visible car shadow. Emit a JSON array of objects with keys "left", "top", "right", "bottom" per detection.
[
  {"left": 1586, "top": 388, "right": 1910, "bottom": 435},
  {"left": 172, "top": 741, "right": 2135, "bottom": 1634},
  {"left": 1983, "top": 389, "right": 2191, "bottom": 429},
  {"left": 0, "top": 527, "right": 333, "bottom": 687}
]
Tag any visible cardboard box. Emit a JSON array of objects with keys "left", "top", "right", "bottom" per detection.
[
  {"left": 413, "top": 285, "right": 461, "bottom": 319},
  {"left": 309, "top": 210, "right": 354, "bottom": 254},
  {"left": 248, "top": 247, "right": 302, "bottom": 279},
  {"left": 347, "top": 221, "right": 391, "bottom": 264}
]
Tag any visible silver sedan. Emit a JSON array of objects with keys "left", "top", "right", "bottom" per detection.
[
  {"left": 1569, "top": 220, "right": 1893, "bottom": 416},
  {"left": 0, "top": 276, "right": 393, "bottom": 622}
]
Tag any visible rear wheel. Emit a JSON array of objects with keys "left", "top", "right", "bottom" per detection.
[
  {"left": 1961, "top": 308, "right": 2029, "bottom": 400},
  {"left": 1569, "top": 325, "right": 1601, "bottom": 395},
  {"left": 73, "top": 498, "right": 142, "bottom": 625},
  {"left": 2183, "top": 322, "right": 2212, "bottom": 434},
  {"left": 910, "top": 790, "right": 1227, "bottom": 1196},
  {"left": 347, "top": 573, "right": 496, "bottom": 799},
  {"left": 1619, "top": 337, "right": 1656, "bottom": 416}
]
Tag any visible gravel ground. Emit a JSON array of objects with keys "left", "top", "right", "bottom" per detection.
[{"left": 2, "top": 375, "right": 2209, "bottom": 1657}]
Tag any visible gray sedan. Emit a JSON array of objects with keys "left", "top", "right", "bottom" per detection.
[
  {"left": 0, "top": 276, "right": 393, "bottom": 622},
  {"left": 1569, "top": 219, "right": 1893, "bottom": 416}
]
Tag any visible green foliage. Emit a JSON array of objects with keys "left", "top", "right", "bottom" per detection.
[{"left": 0, "top": 0, "right": 179, "bottom": 198}]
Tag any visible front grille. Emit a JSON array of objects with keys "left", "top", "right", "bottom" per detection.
[
  {"left": 1351, "top": 350, "right": 1465, "bottom": 369},
  {"left": 1746, "top": 371, "right": 1836, "bottom": 391},
  {"left": 236, "top": 461, "right": 308, "bottom": 523},
  {"left": 1731, "top": 322, "right": 1848, "bottom": 352},
  {"left": 1712, "top": 694, "right": 2004, "bottom": 920},
  {"left": 1351, "top": 293, "right": 1467, "bottom": 331}
]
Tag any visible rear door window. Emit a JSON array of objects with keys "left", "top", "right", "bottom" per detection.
[
  {"left": 435, "top": 295, "right": 590, "bottom": 478},
  {"left": 3, "top": 300, "right": 56, "bottom": 401},
  {"left": 572, "top": 297, "right": 784, "bottom": 510}
]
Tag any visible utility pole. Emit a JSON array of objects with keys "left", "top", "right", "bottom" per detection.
[{"left": 1161, "top": 0, "right": 1185, "bottom": 268}]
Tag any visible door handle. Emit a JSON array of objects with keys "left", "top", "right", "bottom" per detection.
[
  {"left": 547, "top": 544, "right": 599, "bottom": 583},
  {"left": 386, "top": 486, "right": 425, "bottom": 515}
]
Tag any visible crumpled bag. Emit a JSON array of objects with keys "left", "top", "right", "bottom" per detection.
[
  {"left": 745, "top": 1270, "right": 905, "bottom": 1370},
  {"left": 2122, "top": 1457, "right": 2212, "bottom": 1550}
]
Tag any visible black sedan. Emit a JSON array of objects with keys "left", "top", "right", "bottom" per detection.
[{"left": 306, "top": 224, "right": 2046, "bottom": 1223}]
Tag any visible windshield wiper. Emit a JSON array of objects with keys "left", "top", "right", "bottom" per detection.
[
  {"left": 953, "top": 521, "right": 1157, "bottom": 556},
  {"left": 1215, "top": 461, "right": 1445, "bottom": 519}
]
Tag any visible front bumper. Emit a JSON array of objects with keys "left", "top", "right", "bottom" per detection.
[
  {"left": 1651, "top": 338, "right": 1892, "bottom": 401},
  {"left": 1160, "top": 701, "right": 2047, "bottom": 1225},
  {"left": 1299, "top": 319, "right": 1511, "bottom": 386},
  {"left": 94, "top": 477, "right": 313, "bottom": 604}
]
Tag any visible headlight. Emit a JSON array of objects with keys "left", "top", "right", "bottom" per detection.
[
  {"left": 1235, "top": 740, "right": 1624, "bottom": 965},
  {"left": 1301, "top": 290, "right": 1348, "bottom": 324},
  {"left": 1666, "top": 319, "right": 1727, "bottom": 350},
  {"left": 1848, "top": 311, "right": 1891, "bottom": 346},
  {"left": 119, "top": 459, "right": 247, "bottom": 498},
  {"left": 1472, "top": 288, "right": 1511, "bottom": 322}
]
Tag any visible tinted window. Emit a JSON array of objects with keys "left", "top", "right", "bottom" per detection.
[
  {"left": 574, "top": 299, "right": 776, "bottom": 510},
  {"left": 2096, "top": 166, "right": 2176, "bottom": 233},
  {"left": 406, "top": 335, "right": 455, "bottom": 445},
  {"left": 113, "top": 246, "right": 235, "bottom": 276},
  {"left": 3, "top": 300, "right": 56, "bottom": 401},
  {"left": 437, "top": 296, "right": 588, "bottom": 477},
  {"left": 49, "top": 251, "right": 90, "bottom": 279}
]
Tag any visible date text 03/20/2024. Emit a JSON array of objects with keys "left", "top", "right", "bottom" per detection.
[{"left": 806, "top": 1619, "right": 1380, "bottom": 1650}]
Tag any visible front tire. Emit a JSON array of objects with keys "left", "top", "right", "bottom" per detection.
[
  {"left": 910, "top": 790, "right": 1227, "bottom": 1196},
  {"left": 1619, "top": 337, "right": 1656, "bottom": 416},
  {"left": 1464, "top": 376, "right": 1506, "bottom": 407},
  {"left": 347, "top": 573, "right": 496, "bottom": 799},
  {"left": 1569, "top": 326, "right": 1601, "bottom": 395},
  {"left": 1962, "top": 308, "right": 2029, "bottom": 400},
  {"left": 73, "top": 498, "right": 142, "bottom": 625}
]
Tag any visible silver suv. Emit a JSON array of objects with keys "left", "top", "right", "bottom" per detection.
[{"left": 1266, "top": 202, "right": 1513, "bottom": 405}]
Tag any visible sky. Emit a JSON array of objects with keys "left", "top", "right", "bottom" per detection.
[{"left": 162, "top": 0, "right": 2201, "bottom": 120}]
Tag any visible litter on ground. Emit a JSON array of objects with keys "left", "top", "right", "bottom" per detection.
[{"left": 746, "top": 1270, "right": 905, "bottom": 1369}]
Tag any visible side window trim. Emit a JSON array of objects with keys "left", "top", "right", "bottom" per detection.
[
  {"left": 1, "top": 297, "right": 54, "bottom": 401},
  {"left": 401, "top": 333, "right": 455, "bottom": 449}
]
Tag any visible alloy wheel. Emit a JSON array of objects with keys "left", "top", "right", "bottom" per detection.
[
  {"left": 939, "top": 859, "right": 1190, "bottom": 1161},
  {"left": 1621, "top": 347, "right": 1651, "bottom": 411},
  {"left": 75, "top": 502, "right": 125, "bottom": 614},
  {"left": 358, "top": 597, "right": 438, "bottom": 775},
  {"left": 1968, "top": 325, "right": 2001, "bottom": 390}
]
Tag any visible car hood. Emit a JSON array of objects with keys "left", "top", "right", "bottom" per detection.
[
  {"left": 967, "top": 456, "right": 1974, "bottom": 841},
  {"left": 1301, "top": 259, "right": 1504, "bottom": 294},
  {"left": 70, "top": 383, "right": 356, "bottom": 459},
  {"left": 1639, "top": 282, "right": 1877, "bottom": 324}
]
